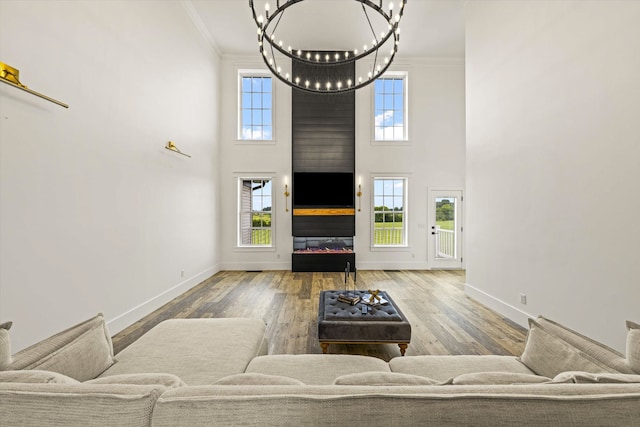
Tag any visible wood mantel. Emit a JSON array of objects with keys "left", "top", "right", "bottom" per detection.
[{"left": 293, "top": 208, "right": 355, "bottom": 216}]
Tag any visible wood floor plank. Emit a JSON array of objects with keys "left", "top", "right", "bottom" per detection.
[{"left": 112, "top": 270, "right": 527, "bottom": 360}]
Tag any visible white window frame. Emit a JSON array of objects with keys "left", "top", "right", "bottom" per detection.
[
  {"left": 237, "top": 70, "right": 275, "bottom": 143},
  {"left": 237, "top": 176, "right": 274, "bottom": 249},
  {"left": 371, "top": 176, "right": 409, "bottom": 249},
  {"left": 372, "top": 71, "right": 409, "bottom": 144}
]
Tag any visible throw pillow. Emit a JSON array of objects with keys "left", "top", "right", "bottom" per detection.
[
  {"left": 31, "top": 325, "right": 114, "bottom": 381},
  {"left": 627, "top": 320, "right": 640, "bottom": 373},
  {"left": 519, "top": 319, "right": 617, "bottom": 378},
  {"left": 0, "top": 369, "right": 79, "bottom": 384},
  {"left": 86, "top": 373, "right": 186, "bottom": 388},
  {"left": 333, "top": 372, "right": 443, "bottom": 386},
  {"left": 535, "top": 316, "right": 633, "bottom": 373},
  {"left": 10, "top": 313, "right": 114, "bottom": 371},
  {"left": 452, "top": 372, "right": 550, "bottom": 385},
  {"left": 214, "top": 373, "right": 304, "bottom": 386},
  {"left": 0, "top": 321, "right": 12, "bottom": 370}
]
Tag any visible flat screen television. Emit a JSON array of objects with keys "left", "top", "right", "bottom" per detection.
[{"left": 293, "top": 172, "right": 354, "bottom": 208}]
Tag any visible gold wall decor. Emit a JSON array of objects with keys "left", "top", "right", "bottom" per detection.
[
  {"left": 0, "top": 61, "right": 69, "bottom": 108},
  {"left": 165, "top": 141, "right": 191, "bottom": 158}
]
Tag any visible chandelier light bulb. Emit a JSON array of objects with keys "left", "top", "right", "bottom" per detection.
[
  {"left": 358, "top": 76, "right": 363, "bottom": 84},
  {"left": 389, "top": 2, "right": 394, "bottom": 11},
  {"left": 337, "top": 81, "right": 342, "bottom": 89},
  {"left": 277, "top": 66, "right": 281, "bottom": 73},
  {"left": 315, "top": 53, "right": 320, "bottom": 61},
  {"left": 325, "top": 54, "right": 330, "bottom": 62},
  {"left": 295, "top": 77, "right": 300, "bottom": 84},
  {"left": 265, "top": 3, "right": 270, "bottom": 12},
  {"left": 305, "top": 80, "right": 310, "bottom": 88},
  {"left": 326, "top": 82, "right": 331, "bottom": 90},
  {"left": 315, "top": 82, "right": 320, "bottom": 90},
  {"left": 285, "top": 72, "right": 290, "bottom": 80},
  {"left": 368, "top": 71, "right": 373, "bottom": 79},
  {"left": 347, "top": 79, "right": 352, "bottom": 87},
  {"left": 335, "top": 53, "right": 340, "bottom": 60},
  {"left": 345, "top": 52, "right": 350, "bottom": 59},
  {"left": 306, "top": 52, "right": 311, "bottom": 59},
  {"left": 257, "top": 15, "right": 263, "bottom": 25}
]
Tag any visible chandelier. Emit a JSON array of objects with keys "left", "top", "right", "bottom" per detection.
[{"left": 249, "top": 0, "right": 407, "bottom": 94}]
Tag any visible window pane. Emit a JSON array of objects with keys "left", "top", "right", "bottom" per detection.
[
  {"left": 252, "top": 109, "right": 262, "bottom": 125},
  {"left": 394, "top": 78, "right": 403, "bottom": 93},
  {"left": 242, "top": 78, "right": 251, "bottom": 92},
  {"left": 240, "top": 75, "right": 273, "bottom": 140},
  {"left": 239, "top": 178, "right": 273, "bottom": 246},
  {"left": 374, "top": 76, "right": 405, "bottom": 141},
  {"left": 373, "top": 178, "right": 406, "bottom": 246},
  {"left": 252, "top": 93, "right": 261, "bottom": 108}
]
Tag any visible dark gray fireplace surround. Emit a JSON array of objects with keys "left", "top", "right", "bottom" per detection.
[{"left": 291, "top": 57, "right": 355, "bottom": 272}]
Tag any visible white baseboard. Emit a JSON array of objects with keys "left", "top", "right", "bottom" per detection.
[
  {"left": 464, "top": 282, "right": 533, "bottom": 328},
  {"left": 106, "top": 264, "right": 220, "bottom": 334}
]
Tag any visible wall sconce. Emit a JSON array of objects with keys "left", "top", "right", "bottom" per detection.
[
  {"left": 357, "top": 183, "right": 363, "bottom": 212},
  {"left": 284, "top": 183, "right": 290, "bottom": 212}
]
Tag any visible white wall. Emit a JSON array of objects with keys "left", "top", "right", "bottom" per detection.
[
  {"left": 0, "top": 0, "right": 221, "bottom": 351},
  {"left": 217, "top": 57, "right": 465, "bottom": 270},
  {"left": 465, "top": 1, "right": 640, "bottom": 352}
]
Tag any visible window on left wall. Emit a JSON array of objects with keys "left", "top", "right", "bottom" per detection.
[
  {"left": 239, "top": 72, "right": 273, "bottom": 141},
  {"left": 238, "top": 178, "right": 273, "bottom": 247}
]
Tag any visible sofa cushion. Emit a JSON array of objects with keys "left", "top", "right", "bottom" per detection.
[
  {"left": 9, "top": 313, "right": 115, "bottom": 381},
  {"left": 389, "top": 355, "right": 534, "bottom": 382},
  {"left": 214, "top": 373, "right": 304, "bottom": 386},
  {"left": 519, "top": 321, "right": 617, "bottom": 378},
  {"left": 0, "top": 369, "right": 80, "bottom": 384},
  {"left": 536, "top": 316, "right": 634, "bottom": 374},
  {"left": 86, "top": 373, "right": 186, "bottom": 388},
  {"left": 627, "top": 320, "right": 640, "bottom": 373},
  {"left": 245, "top": 354, "right": 391, "bottom": 385},
  {"left": 99, "top": 318, "right": 268, "bottom": 385},
  {"left": 452, "top": 372, "right": 550, "bottom": 385},
  {"left": 0, "top": 382, "right": 166, "bottom": 427},
  {"left": 552, "top": 371, "right": 640, "bottom": 384},
  {"left": 333, "top": 372, "right": 442, "bottom": 386},
  {"left": 0, "top": 321, "right": 12, "bottom": 370}
]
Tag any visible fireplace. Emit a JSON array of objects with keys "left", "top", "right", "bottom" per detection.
[{"left": 293, "top": 237, "right": 353, "bottom": 254}]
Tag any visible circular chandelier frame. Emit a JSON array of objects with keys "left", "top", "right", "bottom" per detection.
[{"left": 249, "top": 0, "right": 407, "bottom": 94}]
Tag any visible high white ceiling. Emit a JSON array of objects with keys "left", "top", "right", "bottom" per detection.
[{"left": 189, "top": 0, "right": 465, "bottom": 58}]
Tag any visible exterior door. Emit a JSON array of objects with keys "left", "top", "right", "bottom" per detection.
[{"left": 428, "top": 190, "right": 463, "bottom": 269}]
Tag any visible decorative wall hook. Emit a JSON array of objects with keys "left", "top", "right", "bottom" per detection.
[
  {"left": 165, "top": 141, "right": 191, "bottom": 158},
  {"left": 0, "top": 61, "right": 69, "bottom": 108},
  {"left": 357, "top": 183, "right": 363, "bottom": 212}
]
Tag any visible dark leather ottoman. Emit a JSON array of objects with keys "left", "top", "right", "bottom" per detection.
[{"left": 318, "top": 290, "right": 411, "bottom": 355}]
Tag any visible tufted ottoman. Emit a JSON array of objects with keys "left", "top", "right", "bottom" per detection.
[{"left": 318, "top": 290, "right": 411, "bottom": 355}]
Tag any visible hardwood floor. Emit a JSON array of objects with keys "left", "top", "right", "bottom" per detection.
[{"left": 112, "top": 270, "right": 527, "bottom": 361}]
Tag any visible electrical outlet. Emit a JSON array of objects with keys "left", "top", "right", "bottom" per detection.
[{"left": 520, "top": 293, "right": 527, "bottom": 305}]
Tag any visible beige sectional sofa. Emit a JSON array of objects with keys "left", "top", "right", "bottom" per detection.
[{"left": 1, "top": 314, "right": 639, "bottom": 426}]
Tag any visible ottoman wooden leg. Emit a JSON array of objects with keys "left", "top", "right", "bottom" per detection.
[
  {"left": 320, "top": 342, "right": 329, "bottom": 354},
  {"left": 398, "top": 343, "right": 408, "bottom": 356}
]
